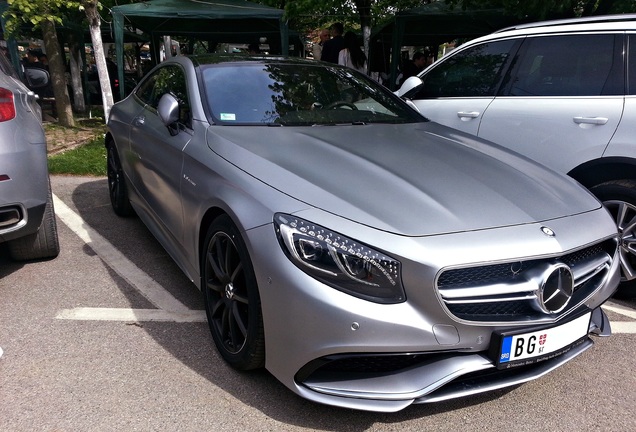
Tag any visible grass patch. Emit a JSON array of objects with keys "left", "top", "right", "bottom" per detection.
[{"left": 48, "top": 136, "right": 107, "bottom": 176}]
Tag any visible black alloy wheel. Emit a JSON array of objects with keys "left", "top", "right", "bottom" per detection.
[
  {"left": 202, "top": 215, "right": 265, "bottom": 370},
  {"left": 106, "top": 143, "right": 133, "bottom": 217}
]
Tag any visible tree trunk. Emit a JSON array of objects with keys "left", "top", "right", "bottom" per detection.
[
  {"left": 354, "top": 0, "right": 372, "bottom": 72},
  {"left": 83, "top": 0, "right": 114, "bottom": 121},
  {"left": 67, "top": 33, "right": 86, "bottom": 113},
  {"left": 40, "top": 19, "right": 75, "bottom": 127}
]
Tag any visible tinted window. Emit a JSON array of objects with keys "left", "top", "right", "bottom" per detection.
[
  {"left": 201, "top": 62, "right": 424, "bottom": 126},
  {"left": 408, "top": 40, "right": 518, "bottom": 98},
  {"left": 135, "top": 73, "right": 159, "bottom": 106},
  {"left": 509, "top": 34, "right": 621, "bottom": 96},
  {"left": 629, "top": 35, "right": 636, "bottom": 95},
  {"left": 135, "top": 65, "right": 191, "bottom": 127},
  {"left": 0, "top": 50, "right": 18, "bottom": 79}
]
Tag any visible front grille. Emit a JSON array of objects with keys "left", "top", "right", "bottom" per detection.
[{"left": 436, "top": 240, "right": 616, "bottom": 323}]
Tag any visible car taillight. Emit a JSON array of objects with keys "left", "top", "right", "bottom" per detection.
[{"left": 0, "top": 87, "right": 16, "bottom": 122}]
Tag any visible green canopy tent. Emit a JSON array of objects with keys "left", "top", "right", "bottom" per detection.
[
  {"left": 110, "top": 0, "right": 288, "bottom": 99},
  {"left": 371, "top": 2, "right": 527, "bottom": 89}
]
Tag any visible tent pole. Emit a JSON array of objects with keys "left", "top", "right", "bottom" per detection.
[
  {"left": 389, "top": 19, "right": 404, "bottom": 91},
  {"left": 280, "top": 19, "right": 289, "bottom": 55},
  {"left": 112, "top": 10, "right": 126, "bottom": 101}
]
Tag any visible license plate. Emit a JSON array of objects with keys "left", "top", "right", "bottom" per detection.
[{"left": 491, "top": 312, "right": 591, "bottom": 369}]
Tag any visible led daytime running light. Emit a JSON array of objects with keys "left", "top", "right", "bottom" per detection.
[{"left": 275, "top": 214, "right": 405, "bottom": 304}]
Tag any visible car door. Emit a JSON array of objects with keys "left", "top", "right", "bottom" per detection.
[
  {"left": 479, "top": 33, "right": 625, "bottom": 174},
  {"left": 604, "top": 33, "right": 636, "bottom": 160},
  {"left": 128, "top": 64, "right": 193, "bottom": 241},
  {"left": 407, "top": 39, "right": 521, "bottom": 135}
]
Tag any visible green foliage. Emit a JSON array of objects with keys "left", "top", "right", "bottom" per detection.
[
  {"left": 257, "top": 0, "right": 636, "bottom": 31},
  {"left": 256, "top": 0, "right": 430, "bottom": 33},
  {"left": 48, "top": 136, "right": 107, "bottom": 176},
  {"left": 4, "top": 0, "right": 81, "bottom": 35}
]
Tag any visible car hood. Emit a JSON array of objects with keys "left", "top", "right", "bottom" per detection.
[{"left": 206, "top": 122, "right": 601, "bottom": 236}]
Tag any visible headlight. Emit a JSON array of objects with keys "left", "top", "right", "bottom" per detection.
[{"left": 274, "top": 213, "right": 405, "bottom": 304}]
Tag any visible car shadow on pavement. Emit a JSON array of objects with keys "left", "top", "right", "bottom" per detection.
[
  {"left": 0, "top": 245, "right": 24, "bottom": 278},
  {"left": 61, "top": 176, "right": 515, "bottom": 427}
]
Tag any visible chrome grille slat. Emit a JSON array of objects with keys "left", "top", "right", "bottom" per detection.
[
  {"left": 436, "top": 242, "right": 614, "bottom": 322},
  {"left": 439, "top": 280, "right": 536, "bottom": 300},
  {"left": 571, "top": 253, "right": 610, "bottom": 286},
  {"left": 443, "top": 294, "right": 536, "bottom": 305}
]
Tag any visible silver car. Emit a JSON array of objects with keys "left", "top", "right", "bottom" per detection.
[
  {"left": 398, "top": 14, "right": 636, "bottom": 297},
  {"left": 106, "top": 55, "right": 619, "bottom": 412},
  {"left": 0, "top": 49, "right": 59, "bottom": 260}
]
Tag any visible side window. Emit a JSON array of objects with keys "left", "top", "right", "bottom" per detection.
[
  {"left": 509, "top": 34, "right": 622, "bottom": 96},
  {"left": 409, "top": 39, "right": 518, "bottom": 99},
  {"left": 135, "top": 73, "right": 158, "bottom": 106},
  {"left": 134, "top": 65, "right": 191, "bottom": 128},
  {"left": 629, "top": 35, "right": 636, "bottom": 95},
  {"left": 0, "top": 50, "right": 19, "bottom": 79}
]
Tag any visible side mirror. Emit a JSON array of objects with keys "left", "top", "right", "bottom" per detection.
[
  {"left": 157, "top": 93, "right": 180, "bottom": 135},
  {"left": 24, "top": 67, "right": 50, "bottom": 89},
  {"left": 395, "top": 76, "right": 423, "bottom": 97}
]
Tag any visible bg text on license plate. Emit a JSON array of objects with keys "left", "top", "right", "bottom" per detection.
[{"left": 496, "top": 312, "right": 591, "bottom": 368}]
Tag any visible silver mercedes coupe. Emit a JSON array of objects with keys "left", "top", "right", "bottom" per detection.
[{"left": 106, "top": 55, "right": 620, "bottom": 412}]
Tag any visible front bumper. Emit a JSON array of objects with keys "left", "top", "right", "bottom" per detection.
[
  {"left": 293, "top": 306, "right": 609, "bottom": 412},
  {"left": 245, "top": 207, "right": 619, "bottom": 412}
]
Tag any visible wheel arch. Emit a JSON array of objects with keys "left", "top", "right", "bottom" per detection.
[
  {"left": 191, "top": 178, "right": 297, "bottom": 288},
  {"left": 198, "top": 207, "right": 228, "bottom": 274},
  {"left": 196, "top": 204, "right": 261, "bottom": 287},
  {"left": 104, "top": 131, "right": 115, "bottom": 147},
  {"left": 568, "top": 157, "right": 636, "bottom": 188}
]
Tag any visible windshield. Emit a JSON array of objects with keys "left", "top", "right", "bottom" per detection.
[{"left": 200, "top": 62, "right": 424, "bottom": 126}]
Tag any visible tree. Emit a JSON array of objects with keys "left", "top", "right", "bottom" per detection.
[
  {"left": 259, "top": 0, "right": 429, "bottom": 60},
  {"left": 5, "top": 0, "right": 124, "bottom": 123},
  {"left": 66, "top": 31, "right": 87, "bottom": 113},
  {"left": 81, "top": 0, "right": 114, "bottom": 120},
  {"left": 4, "top": 0, "right": 76, "bottom": 127}
]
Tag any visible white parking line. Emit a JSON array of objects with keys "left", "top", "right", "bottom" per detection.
[
  {"left": 610, "top": 322, "right": 636, "bottom": 334},
  {"left": 56, "top": 307, "right": 206, "bottom": 323},
  {"left": 602, "top": 301, "right": 636, "bottom": 334},
  {"left": 603, "top": 301, "right": 636, "bottom": 320},
  {"left": 53, "top": 194, "right": 202, "bottom": 322}
]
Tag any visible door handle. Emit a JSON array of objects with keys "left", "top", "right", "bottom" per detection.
[
  {"left": 573, "top": 116, "right": 608, "bottom": 125},
  {"left": 457, "top": 111, "right": 480, "bottom": 119}
]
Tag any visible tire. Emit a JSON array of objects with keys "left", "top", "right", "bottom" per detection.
[
  {"left": 106, "top": 143, "right": 134, "bottom": 217},
  {"left": 201, "top": 214, "right": 265, "bottom": 370},
  {"left": 8, "top": 179, "right": 60, "bottom": 261},
  {"left": 590, "top": 179, "right": 636, "bottom": 298}
]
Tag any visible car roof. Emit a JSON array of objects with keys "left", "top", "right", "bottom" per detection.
[
  {"left": 496, "top": 13, "right": 636, "bottom": 33},
  {"left": 489, "top": 14, "right": 636, "bottom": 36},
  {"left": 451, "top": 13, "right": 636, "bottom": 49},
  {"left": 189, "top": 54, "right": 320, "bottom": 67}
]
